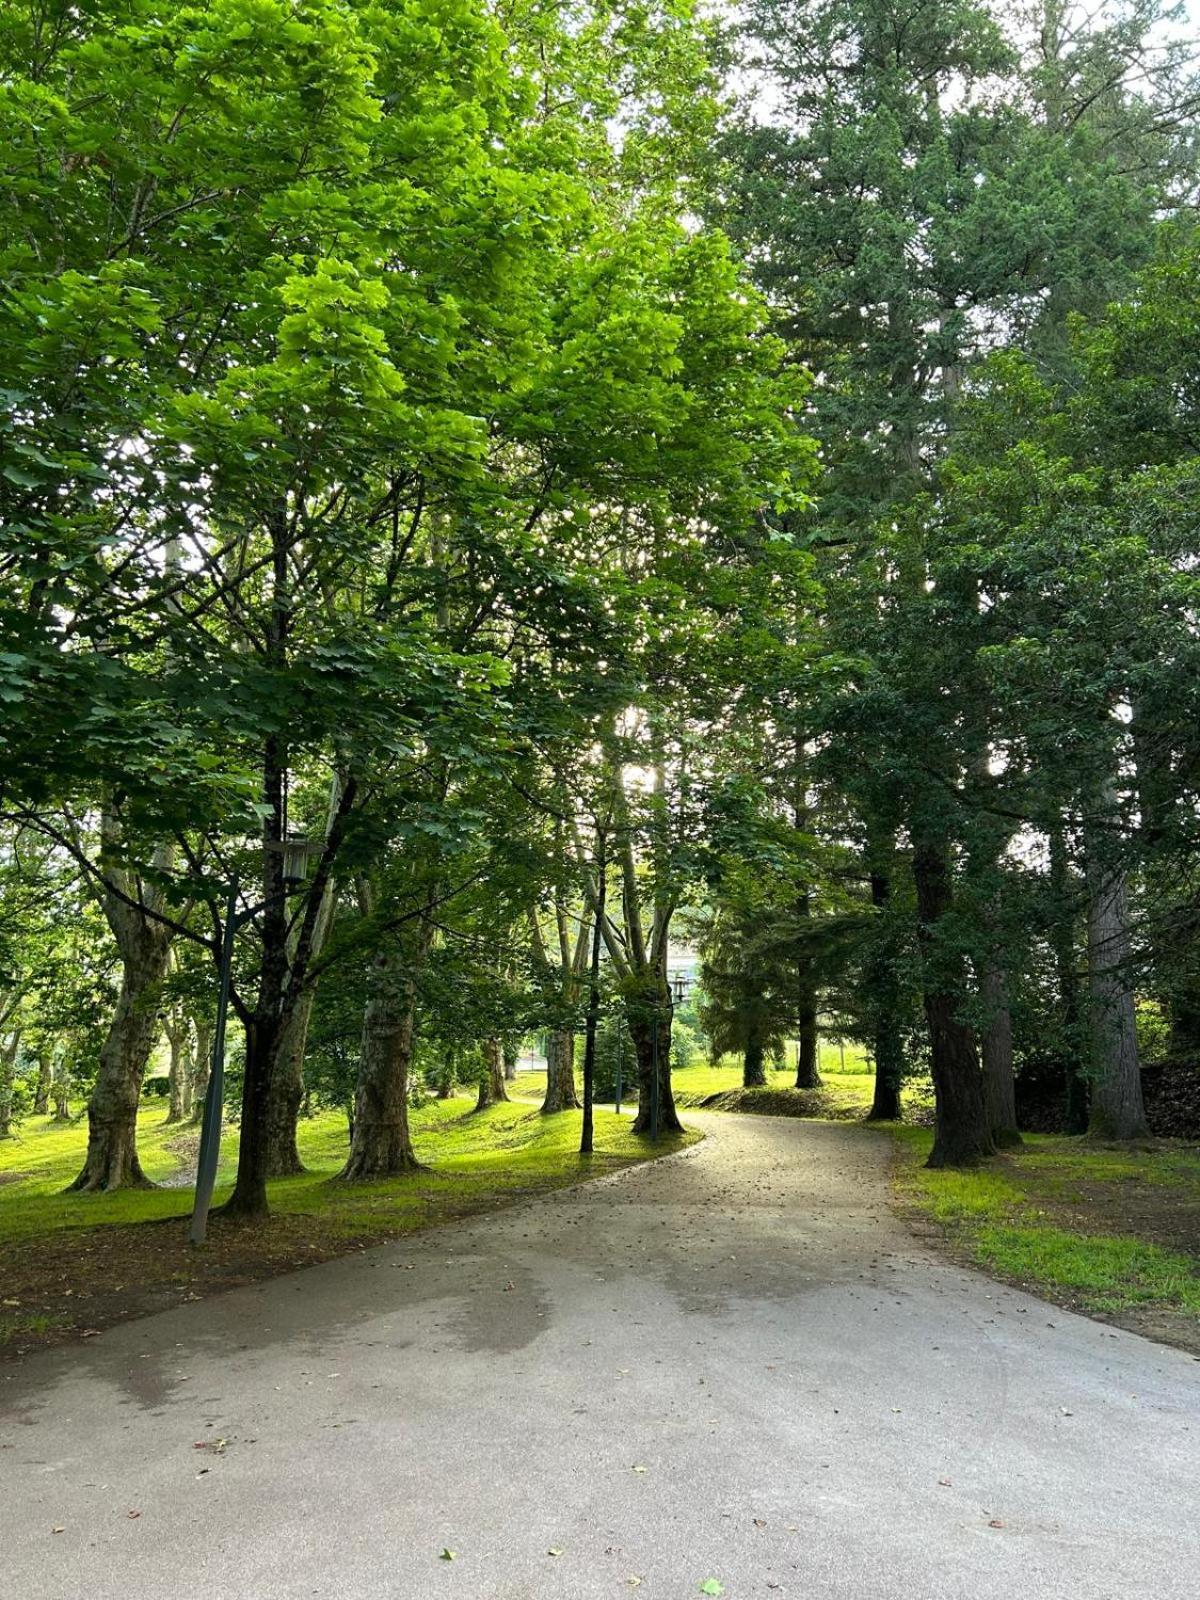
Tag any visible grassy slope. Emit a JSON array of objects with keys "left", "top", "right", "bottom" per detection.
[
  {"left": 889, "top": 1125, "right": 1200, "bottom": 1350},
  {"left": 0, "top": 1098, "right": 695, "bottom": 1354},
  {"left": 512, "top": 1040, "right": 877, "bottom": 1120}
]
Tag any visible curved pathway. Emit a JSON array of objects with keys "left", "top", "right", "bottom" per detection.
[{"left": 3, "top": 1114, "right": 1198, "bottom": 1598}]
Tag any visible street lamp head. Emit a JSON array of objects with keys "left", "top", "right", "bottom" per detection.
[{"left": 281, "top": 833, "right": 318, "bottom": 887}]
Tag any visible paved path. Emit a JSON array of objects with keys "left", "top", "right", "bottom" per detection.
[{"left": 3, "top": 1115, "right": 1198, "bottom": 1599}]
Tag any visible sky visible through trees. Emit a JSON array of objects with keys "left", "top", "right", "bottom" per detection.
[{"left": 2, "top": 0, "right": 1200, "bottom": 1233}]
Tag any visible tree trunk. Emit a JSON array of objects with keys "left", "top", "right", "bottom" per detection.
[
  {"left": 263, "top": 989, "right": 316, "bottom": 1176},
  {"left": 867, "top": 871, "right": 903, "bottom": 1121},
  {"left": 33, "top": 1053, "right": 52, "bottom": 1116},
  {"left": 476, "top": 1038, "right": 508, "bottom": 1109},
  {"left": 189, "top": 1018, "right": 213, "bottom": 1124},
  {"left": 795, "top": 1005, "right": 821, "bottom": 1088},
  {"left": 223, "top": 1013, "right": 282, "bottom": 1218},
  {"left": 541, "top": 1029, "right": 579, "bottom": 1113},
  {"left": 628, "top": 992, "right": 683, "bottom": 1135},
  {"left": 264, "top": 866, "right": 337, "bottom": 1177},
  {"left": 1049, "top": 824, "right": 1088, "bottom": 1133},
  {"left": 981, "top": 957, "right": 1021, "bottom": 1147},
  {"left": 339, "top": 948, "right": 422, "bottom": 1179},
  {"left": 743, "top": 1026, "right": 767, "bottom": 1087},
  {"left": 52, "top": 1055, "right": 71, "bottom": 1121},
  {"left": 1086, "top": 861, "right": 1148, "bottom": 1139},
  {"left": 913, "top": 836, "right": 995, "bottom": 1167},
  {"left": 503, "top": 1040, "right": 518, "bottom": 1081},
  {"left": 69, "top": 921, "right": 172, "bottom": 1191},
  {"left": 164, "top": 1019, "right": 191, "bottom": 1124},
  {"left": 0, "top": 1030, "right": 20, "bottom": 1138}
]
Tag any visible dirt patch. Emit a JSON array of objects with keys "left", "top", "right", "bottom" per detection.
[
  {"left": 1040, "top": 1170, "right": 1200, "bottom": 1261},
  {"left": 0, "top": 1171, "right": 30, "bottom": 1187}
]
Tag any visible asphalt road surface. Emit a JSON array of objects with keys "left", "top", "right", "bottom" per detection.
[{"left": 3, "top": 1114, "right": 1198, "bottom": 1600}]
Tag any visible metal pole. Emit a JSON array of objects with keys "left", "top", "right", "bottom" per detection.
[
  {"left": 190, "top": 879, "right": 239, "bottom": 1246},
  {"left": 650, "top": 997, "right": 660, "bottom": 1143}
]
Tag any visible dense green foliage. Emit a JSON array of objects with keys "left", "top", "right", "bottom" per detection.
[{"left": 2, "top": 0, "right": 1199, "bottom": 1237}]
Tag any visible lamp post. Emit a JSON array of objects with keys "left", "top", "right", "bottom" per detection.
[{"left": 188, "top": 835, "right": 316, "bottom": 1246}]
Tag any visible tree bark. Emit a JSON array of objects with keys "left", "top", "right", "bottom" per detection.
[
  {"left": 867, "top": 871, "right": 903, "bottom": 1121},
  {"left": 1086, "top": 860, "right": 1148, "bottom": 1139},
  {"left": 69, "top": 915, "right": 172, "bottom": 1191},
  {"left": 339, "top": 946, "right": 423, "bottom": 1179},
  {"left": 795, "top": 1005, "right": 821, "bottom": 1088},
  {"left": 628, "top": 987, "right": 683, "bottom": 1135},
  {"left": 0, "top": 1029, "right": 20, "bottom": 1138},
  {"left": 541, "top": 1029, "right": 579, "bottom": 1113},
  {"left": 189, "top": 1017, "right": 213, "bottom": 1125},
  {"left": 263, "top": 989, "right": 315, "bottom": 1176},
  {"left": 743, "top": 1026, "right": 767, "bottom": 1087},
  {"left": 264, "top": 858, "right": 338, "bottom": 1176},
  {"left": 981, "top": 957, "right": 1021, "bottom": 1147},
  {"left": 476, "top": 1038, "right": 508, "bottom": 1109},
  {"left": 503, "top": 1040, "right": 518, "bottom": 1081},
  {"left": 1049, "top": 824, "right": 1088, "bottom": 1132},
  {"left": 913, "top": 836, "right": 995, "bottom": 1167},
  {"left": 52, "top": 1055, "right": 71, "bottom": 1121},
  {"left": 164, "top": 1015, "right": 192, "bottom": 1124},
  {"left": 33, "top": 1052, "right": 52, "bottom": 1117}
]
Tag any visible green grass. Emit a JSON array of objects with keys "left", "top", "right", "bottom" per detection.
[
  {"left": 512, "top": 1040, "right": 877, "bottom": 1118},
  {"left": 0, "top": 1097, "right": 689, "bottom": 1245},
  {"left": 889, "top": 1125, "right": 1200, "bottom": 1325},
  {"left": 0, "top": 1097, "right": 698, "bottom": 1353}
]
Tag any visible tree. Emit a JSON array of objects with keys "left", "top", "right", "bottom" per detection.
[{"left": 712, "top": 0, "right": 1198, "bottom": 1161}]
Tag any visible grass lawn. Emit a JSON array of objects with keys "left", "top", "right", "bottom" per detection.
[
  {"left": 889, "top": 1125, "right": 1200, "bottom": 1354},
  {"left": 0, "top": 1097, "right": 696, "bottom": 1359},
  {"left": 513, "top": 1039, "right": 879, "bottom": 1121}
]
